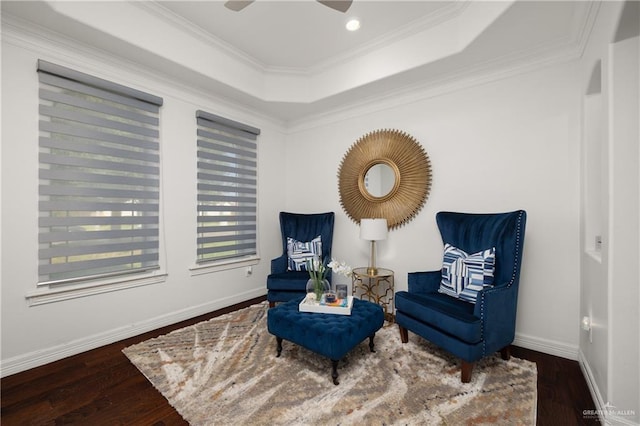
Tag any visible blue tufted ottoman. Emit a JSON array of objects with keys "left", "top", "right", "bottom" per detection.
[{"left": 267, "top": 297, "right": 385, "bottom": 385}]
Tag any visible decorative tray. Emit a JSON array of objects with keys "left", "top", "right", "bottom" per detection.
[{"left": 299, "top": 295, "right": 353, "bottom": 316}]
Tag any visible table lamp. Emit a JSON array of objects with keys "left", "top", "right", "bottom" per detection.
[{"left": 360, "top": 218, "right": 388, "bottom": 275}]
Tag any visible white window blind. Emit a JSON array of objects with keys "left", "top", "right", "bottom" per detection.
[
  {"left": 37, "top": 60, "right": 163, "bottom": 285},
  {"left": 196, "top": 110, "right": 260, "bottom": 264}
]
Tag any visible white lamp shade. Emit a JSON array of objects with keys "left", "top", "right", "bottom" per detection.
[{"left": 360, "top": 218, "right": 388, "bottom": 241}]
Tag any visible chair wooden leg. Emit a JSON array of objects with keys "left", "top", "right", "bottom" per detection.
[
  {"left": 500, "top": 346, "right": 511, "bottom": 360},
  {"left": 268, "top": 301, "right": 275, "bottom": 308},
  {"left": 398, "top": 324, "right": 409, "bottom": 343},
  {"left": 461, "top": 361, "right": 474, "bottom": 383}
]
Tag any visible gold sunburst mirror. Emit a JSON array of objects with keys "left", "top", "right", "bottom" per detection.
[{"left": 338, "top": 129, "right": 432, "bottom": 229}]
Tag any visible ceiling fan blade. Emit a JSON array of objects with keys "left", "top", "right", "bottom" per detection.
[
  {"left": 317, "top": 0, "right": 353, "bottom": 13},
  {"left": 224, "top": 1, "right": 255, "bottom": 12}
]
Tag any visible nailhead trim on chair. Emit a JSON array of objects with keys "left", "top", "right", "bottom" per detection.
[
  {"left": 481, "top": 210, "right": 525, "bottom": 357},
  {"left": 481, "top": 292, "right": 485, "bottom": 356},
  {"left": 507, "top": 211, "right": 524, "bottom": 288}
]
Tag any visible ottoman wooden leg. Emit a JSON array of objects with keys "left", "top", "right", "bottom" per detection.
[
  {"left": 331, "top": 360, "right": 339, "bottom": 385},
  {"left": 369, "top": 334, "right": 376, "bottom": 352},
  {"left": 276, "top": 337, "right": 283, "bottom": 357}
]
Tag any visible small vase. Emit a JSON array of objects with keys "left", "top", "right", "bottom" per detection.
[{"left": 306, "top": 278, "right": 331, "bottom": 302}]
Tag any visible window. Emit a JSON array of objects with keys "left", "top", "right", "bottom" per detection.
[
  {"left": 37, "top": 60, "right": 163, "bottom": 287},
  {"left": 195, "top": 110, "right": 260, "bottom": 267}
]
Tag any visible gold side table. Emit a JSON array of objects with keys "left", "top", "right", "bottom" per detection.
[{"left": 352, "top": 267, "right": 394, "bottom": 322}]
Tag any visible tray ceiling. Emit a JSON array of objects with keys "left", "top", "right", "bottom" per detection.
[{"left": 1, "top": 1, "right": 595, "bottom": 122}]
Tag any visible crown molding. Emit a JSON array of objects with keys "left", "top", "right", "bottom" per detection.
[
  {"left": 139, "top": 1, "right": 268, "bottom": 73},
  {"left": 285, "top": 1, "right": 598, "bottom": 131},
  {"left": 0, "top": 0, "right": 514, "bottom": 105},
  {"left": 572, "top": 1, "right": 602, "bottom": 60},
  {"left": 142, "top": 0, "right": 471, "bottom": 78},
  {"left": 286, "top": 34, "right": 585, "bottom": 133},
  {"left": 1, "top": 14, "right": 287, "bottom": 130},
  {"left": 3, "top": 0, "right": 600, "bottom": 128},
  {"left": 304, "top": 0, "right": 471, "bottom": 76}
]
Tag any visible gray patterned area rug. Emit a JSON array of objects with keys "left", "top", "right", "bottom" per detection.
[{"left": 123, "top": 302, "right": 537, "bottom": 425}]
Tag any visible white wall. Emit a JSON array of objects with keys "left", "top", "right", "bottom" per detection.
[
  {"left": 1, "top": 2, "right": 617, "bottom": 385},
  {"left": 608, "top": 34, "right": 639, "bottom": 424},
  {"left": 579, "top": 1, "right": 640, "bottom": 423},
  {"left": 1, "top": 24, "right": 286, "bottom": 375},
  {"left": 284, "top": 61, "right": 582, "bottom": 358}
]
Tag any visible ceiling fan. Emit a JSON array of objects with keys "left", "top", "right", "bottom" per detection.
[{"left": 225, "top": 0, "right": 353, "bottom": 13}]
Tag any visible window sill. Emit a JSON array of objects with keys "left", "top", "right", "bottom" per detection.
[
  {"left": 26, "top": 272, "right": 168, "bottom": 306},
  {"left": 189, "top": 256, "right": 260, "bottom": 276}
]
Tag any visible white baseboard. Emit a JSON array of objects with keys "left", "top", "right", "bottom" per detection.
[
  {"left": 578, "top": 350, "right": 640, "bottom": 426},
  {"left": 513, "top": 332, "right": 579, "bottom": 360},
  {"left": 606, "top": 414, "right": 640, "bottom": 426},
  {"left": 0, "top": 305, "right": 589, "bottom": 379},
  {"left": 578, "top": 349, "right": 607, "bottom": 424},
  {"left": 0, "top": 288, "right": 266, "bottom": 378}
]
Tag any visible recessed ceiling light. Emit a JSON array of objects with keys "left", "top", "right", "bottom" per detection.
[{"left": 346, "top": 18, "right": 360, "bottom": 32}]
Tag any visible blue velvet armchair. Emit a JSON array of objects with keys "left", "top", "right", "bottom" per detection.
[
  {"left": 266, "top": 212, "right": 335, "bottom": 307},
  {"left": 395, "top": 210, "right": 527, "bottom": 382}
]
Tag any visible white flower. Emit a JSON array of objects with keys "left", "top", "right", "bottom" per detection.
[{"left": 328, "top": 258, "right": 352, "bottom": 277}]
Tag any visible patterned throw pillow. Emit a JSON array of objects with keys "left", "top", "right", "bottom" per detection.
[
  {"left": 438, "top": 243, "right": 496, "bottom": 304},
  {"left": 286, "top": 235, "right": 322, "bottom": 271}
]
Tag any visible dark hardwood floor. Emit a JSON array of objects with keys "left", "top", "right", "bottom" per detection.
[{"left": 2, "top": 297, "right": 598, "bottom": 425}]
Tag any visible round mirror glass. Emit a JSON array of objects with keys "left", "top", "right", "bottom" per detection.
[{"left": 364, "top": 163, "right": 396, "bottom": 198}]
